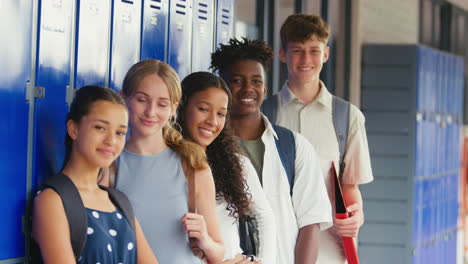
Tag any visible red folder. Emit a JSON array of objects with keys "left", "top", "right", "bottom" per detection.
[{"left": 331, "top": 162, "right": 360, "bottom": 264}]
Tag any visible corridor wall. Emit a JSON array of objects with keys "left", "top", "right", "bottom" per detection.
[{"left": 360, "top": 44, "right": 465, "bottom": 264}]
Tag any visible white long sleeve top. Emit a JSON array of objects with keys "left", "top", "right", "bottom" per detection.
[{"left": 216, "top": 155, "right": 277, "bottom": 264}]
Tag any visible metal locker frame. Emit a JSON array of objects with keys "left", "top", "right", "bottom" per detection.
[
  {"left": 215, "top": 0, "right": 233, "bottom": 47},
  {"left": 74, "top": 0, "right": 112, "bottom": 91},
  {"left": 191, "top": 0, "right": 215, "bottom": 72},
  {"left": 109, "top": 0, "right": 142, "bottom": 91},
  {"left": 141, "top": 0, "right": 169, "bottom": 61},
  {"left": 32, "top": 0, "right": 75, "bottom": 190},
  {"left": 0, "top": 1, "right": 34, "bottom": 261},
  {"left": 168, "top": 0, "right": 193, "bottom": 79}
]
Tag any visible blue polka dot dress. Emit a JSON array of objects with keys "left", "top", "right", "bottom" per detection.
[{"left": 78, "top": 208, "right": 136, "bottom": 264}]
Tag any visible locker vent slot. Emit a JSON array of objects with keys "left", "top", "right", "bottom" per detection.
[
  {"left": 150, "top": 0, "right": 162, "bottom": 10},
  {"left": 221, "top": 8, "right": 230, "bottom": 25},
  {"left": 122, "top": 0, "right": 134, "bottom": 5},
  {"left": 198, "top": 1, "right": 208, "bottom": 20},
  {"left": 175, "top": 1, "right": 187, "bottom": 15}
]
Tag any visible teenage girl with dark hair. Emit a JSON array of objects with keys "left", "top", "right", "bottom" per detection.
[
  {"left": 177, "top": 72, "right": 276, "bottom": 264},
  {"left": 32, "top": 85, "right": 158, "bottom": 263},
  {"left": 110, "top": 60, "right": 224, "bottom": 264}
]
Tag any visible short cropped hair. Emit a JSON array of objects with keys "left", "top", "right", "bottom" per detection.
[
  {"left": 210, "top": 37, "right": 273, "bottom": 75},
  {"left": 280, "top": 14, "right": 330, "bottom": 49}
]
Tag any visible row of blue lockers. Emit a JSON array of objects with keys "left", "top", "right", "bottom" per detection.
[
  {"left": 412, "top": 174, "right": 459, "bottom": 264},
  {"left": 412, "top": 47, "right": 464, "bottom": 263},
  {"left": 359, "top": 44, "right": 464, "bottom": 264},
  {"left": 415, "top": 46, "right": 464, "bottom": 178},
  {"left": 416, "top": 47, "right": 465, "bottom": 115},
  {"left": 0, "top": 0, "right": 235, "bottom": 261}
]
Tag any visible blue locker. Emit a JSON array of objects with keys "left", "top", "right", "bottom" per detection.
[
  {"left": 0, "top": 1, "right": 33, "bottom": 259},
  {"left": 75, "top": 0, "right": 112, "bottom": 89},
  {"left": 109, "top": 0, "right": 142, "bottom": 91},
  {"left": 33, "top": 0, "right": 75, "bottom": 187},
  {"left": 191, "top": 0, "right": 215, "bottom": 72},
  {"left": 168, "top": 0, "right": 193, "bottom": 79},
  {"left": 141, "top": 0, "right": 169, "bottom": 61},
  {"left": 215, "top": 0, "right": 234, "bottom": 47}
]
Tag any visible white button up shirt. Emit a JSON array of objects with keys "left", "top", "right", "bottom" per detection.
[
  {"left": 275, "top": 81, "right": 374, "bottom": 263},
  {"left": 258, "top": 114, "right": 332, "bottom": 264}
]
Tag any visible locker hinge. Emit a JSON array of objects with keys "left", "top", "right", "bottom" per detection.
[
  {"left": 26, "top": 81, "right": 45, "bottom": 101},
  {"left": 66, "top": 85, "right": 75, "bottom": 105}
]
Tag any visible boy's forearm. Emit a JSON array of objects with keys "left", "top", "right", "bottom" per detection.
[
  {"left": 342, "top": 184, "right": 363, "bottom": 209},
  {"left": 295, "top": 224, "right": 320, "bottom": 264}
]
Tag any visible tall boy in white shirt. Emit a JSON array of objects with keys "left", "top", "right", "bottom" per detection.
[
  {"left": 211, "top": 38, "right": 332, "bottom": 264},
  {"left": 273, "top": 14, "right": 374, "bottom": 263}
]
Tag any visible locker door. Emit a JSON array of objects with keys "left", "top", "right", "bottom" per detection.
[
  {"left": 33, "top": 0, "right": 75, "bottom": 187},
  {"left": 0, "top": 1, "right": 33, "bottom": 259},
  {"left": 168, "top": 0, "right": 193, "bottom": 79},
  {"left": 74, "top": 0, "right": 112, "bottom": 89},
  {"left": 191, "top": 0, "right": 214, "bottom": 72},
  {"left": 141, "top": 0, "right": 169, "bottom": 61},
  {"left": 215, "top": 0, "right": 234, "bottom": 47},
  {"left": 109, "top": 0, "right": 142, "bottom": 91}
]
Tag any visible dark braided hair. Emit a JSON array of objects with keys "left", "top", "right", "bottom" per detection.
[
  {"left": 210, "top": 37, "right": 274, "bottom": 76},
  {"left": 177, "top": 72, "right": 251, "bottom": 220}
]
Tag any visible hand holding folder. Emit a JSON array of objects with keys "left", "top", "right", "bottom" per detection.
[{"left": 331, "top": 162, "right": 360, "bottom": 264}]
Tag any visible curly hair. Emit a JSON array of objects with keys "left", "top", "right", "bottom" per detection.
[
  {"left": 210, "top": 37, "right": 273, "bottom": 76},
  {"left": 177, "top": 72, "right": 252, "bottom": 220}
]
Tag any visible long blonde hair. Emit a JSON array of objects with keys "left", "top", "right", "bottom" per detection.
[{"left": 122, "top": 59, "right": 208, "bottom": 170}]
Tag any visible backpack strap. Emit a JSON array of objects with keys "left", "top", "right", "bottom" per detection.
[
  {"left": 261, "top": 94, "right": 279, "bottom": 124},
  {"left": 332, "top": 96, "right": 351, "bottom": 182},
  {"left": 99, "top": 186, "right": 135, "bottom": 231},
  {"left": 38, "top": 173, "right": 87, "bottom": 261},
  {"left": 272, "top": 125, "right": 296, "bottom": 196}
]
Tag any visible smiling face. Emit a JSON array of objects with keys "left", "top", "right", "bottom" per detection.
[
  {"left": 183, "top": 87, "right": 229, "bottom": 149},
  {"left": 279, "top": 34, "right": 329, "bottom": 84},
  {"left": 125, "top": 73, "right": 176, "bottom": 139},
  {"left": 222, "top": 59, "right": 267, "bottom": 118},
  {"left": 68, "top": 100, "right": 128, "bottom": 168}
]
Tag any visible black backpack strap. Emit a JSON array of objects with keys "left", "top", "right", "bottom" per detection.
[
  {"left": 332, "top": 96, "right": 351, "bottom": 181},
  {"left": 38, "top": 173, "right": 87, "bottom": 261},
  {"left": 272, "top": 125, "right": 296, "bottom": 196},
  {"left": 261, "top": 94, "right": 279, "bottom": 124},
  {"left": 100, "top": 186, "right": 135, "bottom": 231}
]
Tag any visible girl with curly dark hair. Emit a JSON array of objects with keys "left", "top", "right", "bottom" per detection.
[{"left": 177, "top": 72, "right": 276, "bottom": 264}]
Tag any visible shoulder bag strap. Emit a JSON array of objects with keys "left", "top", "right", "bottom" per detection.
[
  {"left": 332, "top": 96, "right": 351, "bottom": 182},
  {"left": 100, "top": 186, "right": 135, "bottom": 231},
  {"left": 261, "top": 94, "right": 279, "bottom": 124},
  {"left": 40, "top": 173, "right": 87, "bottom": 261},
  {"left": 272, "top": 125, "right": 296, "bottom": 196}
]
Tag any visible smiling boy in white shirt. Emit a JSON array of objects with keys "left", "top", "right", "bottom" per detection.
[{"left": 211, "top": 38, "right": 332, "bottom": 264}]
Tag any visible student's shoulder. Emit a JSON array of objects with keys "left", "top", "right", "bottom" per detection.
[
  {"left": 292, "top": 131, "right": 316, "bottom": 151},
  {"left": 35, "top": 188, "right": 62, "bottom": 204},
  {"left": 348, "top": 102, "right": 366, "bottom": 124},
  {"left": 34, "top": 188, "right": 66, "bottom": 218}
]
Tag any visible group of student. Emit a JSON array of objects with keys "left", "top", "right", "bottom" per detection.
[{"left": 31, "top": 14, "right": 373, "bottom": 264}]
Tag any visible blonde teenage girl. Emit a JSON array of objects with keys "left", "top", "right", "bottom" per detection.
[{"left": 112, "top": 60, "right": 224, "bottom": 264}]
